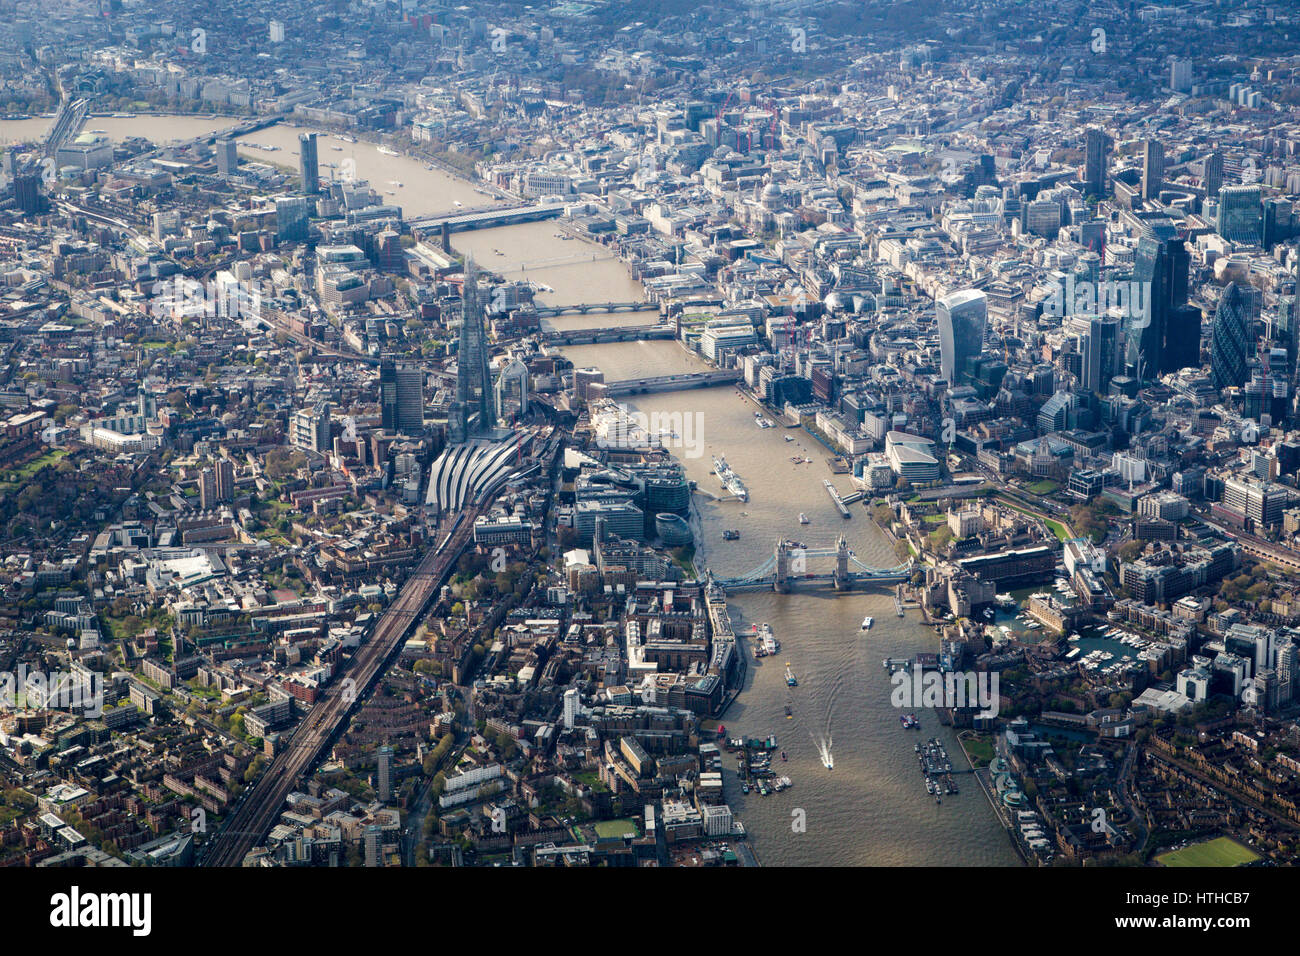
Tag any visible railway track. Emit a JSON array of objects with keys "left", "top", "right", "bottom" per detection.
[{"left": 201, "top": 510, "right": 479, "bottom": 866}]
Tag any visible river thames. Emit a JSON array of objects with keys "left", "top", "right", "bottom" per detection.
[{"left": 0, "top": 111, "right": 1020, "bottom": 865}]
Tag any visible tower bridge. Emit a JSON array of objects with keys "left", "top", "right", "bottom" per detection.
[{"left": 710, "top": 536, "right": 911, "bottom": 592}]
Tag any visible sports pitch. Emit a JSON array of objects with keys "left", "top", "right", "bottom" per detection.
[{"left": 1156, "top": 836, "right": 1260, "bottom": 867}]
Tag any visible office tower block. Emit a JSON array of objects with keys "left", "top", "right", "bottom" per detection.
[
  {"left": 377, "top": 746, "right": 392, "bottom": 802},
  {"left": 1278, "top": 641, "right": 1296, "bottom": 707},
  {"left": 1129, "top": 224, "right": 1190, "bottom": 377},
  {"left": 138, "top": 388, "right": 157, "bottom": 420},
  {"left": 291, "top": 402, "right": 332, "bottom": 453},
  {"left": 376, "top": 229, "right": 404, "bottom": 272},
  {"left": 1024, "top": 196, "right": 1063, "bottom": 237},
  {"left": 1240, "top": 361, "right": 1273, "bottom": 425},
  {"left": 1222, "top": 475, "right": 1287, "bottom": 530},
  {"left": 1170, "top": 58, "right": 1192, "bottom": 92},
  {"left": 1084, "top": 128, "right": 1109, "bottom": 197},
  {"left": 275, "top": 196, "right": 310, "bottom": 243},
  {"left": 1210, "top": 282, "right": 1251, "bottom": 390},
  {"left": 198, "top": 468, "right": 217, "bottom": 511},
  {"left": 563, "top": 687, "right": 580, "bottom": 729},
  {"left": 1259, "top": 348, "right": 1292, "bottom": 422},
  {"left": 1263, "top": 198, "right": 1291, "bottom": 249},
  {"left": 14, "top": 173, "right": 41, "bottom": 216},
  {"left": 1164, "top": 304, "right": 1203, "bottom": 374},
  {"left": 2, "top": 146, "right": 14, "bottom": 180},
  {"left": 1081, "top": 314, "right": 1121, "bottom": 394},
  {"left": 1078, "top": 221, "right": 1105, "bottom": 256},
  {"left": 299, "top": 131, "right": 319, "bottom": 195},
  {"left": 571, "top": 367, "right": 604, "bottom": 406},
  {"left": 1142, "top": 140, "right": 1164, "bottom": 200},
  {"left": 1203, "top": 150, "right": 1223, "bottom": 199},
  {"left": 214, "top": 458, "right": 234, "bottom": 502},
  {"left": 269, "top": 19, "right": 285, "bottom": 42},
  {"left": 215, "top": 138, "right": 237, "bottom": 178},
  {"left": 1277, "top": 294, "right": 1298, "bottom": 377},
  {"left": 380, "top": 360, "right": 423, "bottom": 433},
  {"left": 153, "top": 209, "right": 182, "bottom": 240},
  {"left": 936, "top": 289, "right": 988, "bottom": 386},
  {"left": 1217, "top": 184, "right": 1264, "bottom": 245},
  {"left": 364, "top": 825, "right": 382, "bottom": 867},
  {"left": 494, "top": 355, "right": 530, "bottom": 421},
  {"left": 450, "top": 258, "right": 494, "bottom": 441}
]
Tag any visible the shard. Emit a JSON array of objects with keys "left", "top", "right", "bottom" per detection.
[{"left": 450, "top": 256, "right": 494, "bottom": 442}]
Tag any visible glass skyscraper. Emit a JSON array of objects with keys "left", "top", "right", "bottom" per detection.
[
  {"left": 1142, "top": 140, "right": 1164, "bottom": 200},
  {"left": 1203, "top": 150, "right": 1223, "bottom": 200},
  {"left": 1217, "top": 184, "right": 1263, "bottom": 246},
  {"left": 1081, "top": 314, "right": 1121, "bottom": 394},
  {"left": 936, "top": 289, "right": 988, "bottom": 386},
  {"left": 1084, "top": 128, "right": 1109, "bottom": 198},
  {"left": 299, "top": 132, "right": 319, "bottom": 195},
  {"left": 215, "top": 139, "right": 237, "bottom": 179},
  {"left": 274, "top": 196, "right": 310, "bottom": 243},
  {"left": 1129, "top": 223, "right": 1190, "bottom": 377},
  {"left": 451, "top": 258, "right": 494, "bottom": 441},
  {"left": 380, "top": 360, "right": 424, "bottom": 434},
  {"left": 1210, "top": 282, "right": 1251, "bottom": 390}
]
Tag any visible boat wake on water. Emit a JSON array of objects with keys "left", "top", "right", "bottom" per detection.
[
  {"left": 814, "top": 733, "right": 834, "bottom": 770},
  {"left": 812, "top": 665, "right": 840, "bottom": 770}
]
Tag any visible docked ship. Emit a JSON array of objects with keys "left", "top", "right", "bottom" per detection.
[
  {"left": 376, "top": 145, "right": 400, "bottom": 156},
  {"left": 712, "top": 454, "right": 729, "bottom": 482},
  {"left": 752, "top": 623, "right": 780, "bottom": 659},
  {"left": 712, "top": 454, "right": 749, "bottom": 502}
]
